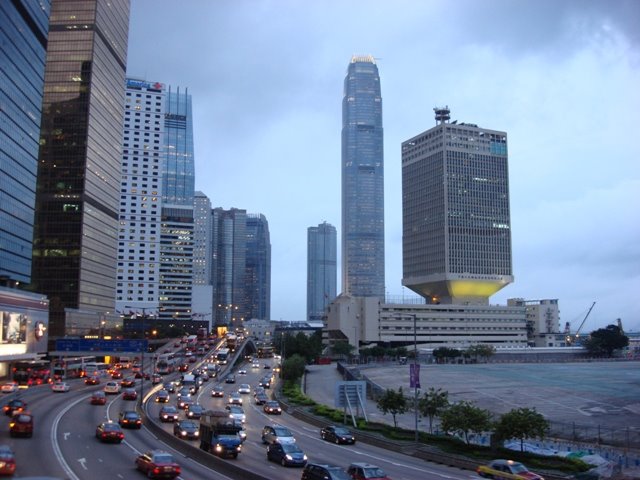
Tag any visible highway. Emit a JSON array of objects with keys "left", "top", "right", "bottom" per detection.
[{"left": 0, "top": 339, "right": 481, "bottom": 479}]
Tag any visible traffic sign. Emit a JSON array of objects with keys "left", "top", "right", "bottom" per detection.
[{"left": 55, "top": 338, "right": 147, "bottom": 353}]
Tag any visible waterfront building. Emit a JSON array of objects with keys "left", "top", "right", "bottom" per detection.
[
  {"left": 31, "top": 0, "right": 130, "bottom": 337},
  {"left": 307, "top": 222, "right": 337, "bottom": 322},
  {"left": 341, "top": 55, "right": 385, "bottom": 298}
]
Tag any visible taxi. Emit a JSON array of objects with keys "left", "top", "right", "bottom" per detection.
[
  {"left": 9, "top": 411, "right": 33, "bottom": 437},
  {"left": 477, "top": 459, "right": 544, "bottom": 480},
  {"left": 0, "top": 445, "right": 16, "bottom": 476}
]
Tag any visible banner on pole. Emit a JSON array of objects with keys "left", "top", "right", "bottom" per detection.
[{"left": 409, "top": 363, "right": 421, "bottom": 389}]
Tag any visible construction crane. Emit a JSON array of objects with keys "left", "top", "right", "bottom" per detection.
[{"left": 566, "top": 301, "right": 596, "bottom": 345}]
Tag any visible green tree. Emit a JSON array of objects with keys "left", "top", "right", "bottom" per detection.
[
  {"left": 494, "top": 407, "right": 549, "bottom": 452},
  {"left": 281, "top": 354, "right": 306, "bottom": 382},
  {"left": 466, "top": 344, "right": 496, "bottom": 363},
  {"left": 583, "top": 324, "right": 629, "bottom": 357},
  {"left": 418, "top": 387, "right": 449, "bottom": 434},
  {"left": 331, "top": 340, "right": 355, "bottom": 359},
  {"left": 432, "top": 347, "right": 461, "bottom": 364},
  {"left": 376, "top": 387, "right": 408, "bottom": 428},
  {"left": 440, "top": 400, "right": 493, "bottom": 445}
]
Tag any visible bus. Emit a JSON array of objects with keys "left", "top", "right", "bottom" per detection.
[
  {"left": 155, "top": 353, "right": 176, "bottom": 375},
  {"left": 51, "top": 356, "right": 96, "bottom": 380},
  {"left": 11, "top": 360, "right": 51, "bottom": 388},
  {"left": 257, "top": 345, "right": 274, "bottom": 358},
  {"left": 225, "top": 333, "right": 237, "bottom": 351},
  {"left": 216, "top": 348, "right": 230, "bottom": 365},
  {"left": 83, "top": 362, "right": 110, "bottom": 378}
]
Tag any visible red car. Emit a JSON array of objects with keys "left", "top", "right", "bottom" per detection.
[
  {"left": 90, "top": 391, "right": 107, "bottom": 405},
  {"left": 95, "top": 422, "right": 124, "bottom": 443},
  {"left": 0, "top": 446, "right": 16, "bottom": 476},
  {"left": 9, "top": 412, "right": 33, "bottom": 438},
  {"left": 85, "top": 375, "right": 100, "bottom": 385},
  {"left": 348, "top": 462, "right": 392, "bottom": 480},
  {"left": 122, "top": 388, "right": 138, "bottom": 401},
  {"left": 135, "top": 450, "right": 180, "bottom": 479}
]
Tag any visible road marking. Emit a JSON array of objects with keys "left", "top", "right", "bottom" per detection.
[{"left": 78, "top": 458, "right": 88, "bottom": 470}]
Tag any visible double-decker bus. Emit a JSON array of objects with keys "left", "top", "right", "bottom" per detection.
[
  {"left": 155, "top": 353, "right": 176, "bottom": 375},
  {"left": 257, "top": 345, "right": 274, "bottom": 358},
  {"left": 216, "top": 348, "right": 230, "bottom": 365},
  {"left": 11, "top": 360, "right": 51, "bottom": 388}
]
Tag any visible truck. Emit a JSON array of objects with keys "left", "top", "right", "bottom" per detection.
[
  {"left": 199, "top": 410, "right": 243, "bottom": 459},
  {"left": 225, "top": 333, "right": 237, "bottom": 351}
]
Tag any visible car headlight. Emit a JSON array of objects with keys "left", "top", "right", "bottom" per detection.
[
  {"left": 285, "top": 455, "right": 293, "bottom": 461},
  {"left": 180, "top": 431, "right": 187, "bottom": 436},
  {"left": 194, "top": 431, "right": 199, "bottom": 436},
  {"left": 215, "top": 444, "right": 222, "bottom": 452},
  {"left": 303, "top": 454, "right": 308, "bottom": 460}
]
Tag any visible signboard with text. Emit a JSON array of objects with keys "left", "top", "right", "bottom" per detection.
[
  {"left": 55, "top": 338, "right": 147, "bottom": 353},
  {"left": 409, "top": 363, "right": 421, "bottom": 389}
]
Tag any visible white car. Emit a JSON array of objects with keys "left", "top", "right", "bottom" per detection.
[
  {"left": 237, "top": 384, "right": 251, "bottom": 394},
  {"left": 251, "top": 361, "right": 260, "bottom": 368},
  {"left": 226, "top": 405, "right": 245, "bottom": 423},
  {"left": 227, "top": 392, "right": 243, "bottom": 405},
  {"left": 104, "top": 381, "right": 121, "bottom": 394},
  {"left": 1, "top": 382, "right": 19, "bottom": 393},
  {"left": 51, "top": 382, "right": 70, "bottom": 393}
]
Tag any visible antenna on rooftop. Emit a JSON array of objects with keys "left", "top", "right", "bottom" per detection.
[{"left": 434, "top": 106, "right": 450, "bottom": 125}]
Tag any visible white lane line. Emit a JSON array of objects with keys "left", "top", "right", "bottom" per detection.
[{"left": 51, "top": 394, "right": 89, "bottom": 480}]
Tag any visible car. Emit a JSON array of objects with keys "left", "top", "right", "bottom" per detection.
[
  {"left": 51, "top": 382, "right": 71, "bottom": 393},
  {"left": 225, "top": 374, "right": 236, "bottom": 384},
  {"left": 261, "top": 424, "right": 295, "bottom": 444},
  {"left": 267, "top": 441, "right": 308, "bottom": 467},
  {"left": 176, "top": 387, "right": 191, "bottom": 398},
  {"left": 188, "top": 356, "right": 197, "bottom": 363},
  {"left": 111, "top": 370, "right": 123, "bottom": 379},
  {"left": 163, "top": 382, "right": 176, "bottom": 393},
  {"left": 237, "top": 368, "right": 247, "bottom": 375},
  {"left": 178, "top": 363, "right": 189, "bottom": 372},
  {"left": 177, "top": 396, "right": 194, "bottom": 410},
  {"left": 173, "top": 419, "right": 200, "bottom": 440},
  {"left": 151, "top": 373, "right": 162, "bottom": 385},
  {"left": 118, "top": 410, "right": 142, "bottom": 429},
  {"left": 347, "top": 462, "right": 392, "bottom": 480},
  {"left": 252, "top": 361, "right": 260, "bottom": 368},
  {"left": 104, "top": 381, "right": 121, "bottom": 394},
  {"left": 95, "top": 421, "right": 124, "bottom": 443},
  {"left": 122, "top": 388, "right": 138, "bottom": 401},
  {"left": 84, "top": 375, "right": 100, "bottom": 385},
  {"left": 263, "top": 364, "right": 271, "bottom": 369},
  {"left": 321, "top": 425, "right": 356, "bottom": 444},
  {"left": 211, "top": 385, "right": 225, "bottom": 397},
  {"left": 254, "top": 392, "right": 269, "bottom": 405},
  {"left": 120, "top": 377, "right": 136, "bottom": 388},
  {"left": 263, "top": 400, "right": 282, "bottom": 415},
  {"left": 259, "top": 377, "right": 271, "bottom": 388},
  {"left": 477, "top": 459, "right": 545, "bottom": 480},
  {"left": 9, "top": 411, "right": 33, "bottom": 437},
  {"left": 155, "top": 390, "right": 170, "bottom": 403},
  {"left": 186, "top": 403, "right": 205, "bottom": 419},
  {"left": 0, "top": 445, "right": 16, "bottom": 476},
  {"left": 302, "top": 463, "right": 351, "bottom": 480},
  {"left": 0, "top": 382, "right": 19, "bottom": 394},
  {"left": 227, "top": 392, "right": 243, "bottom": 405},
  {"left": 159, "top": 405, "right": 180, "bottom": 422},
  {"left": 254, "top": 386, "right": 265, "bottom": 396},
  {"left": 226, "top": 405, "right": 246, "bottom": 423},
  {"left": 198, "top": 372, "right": 209, "bottom": 382},
  {"left": 237, "top": 383, "right": 251, "bottom": 394},
  {"left": 135, "top": 450, "right": 181, "bottom": 479},
  {"left": 90, "top": 391, "right": 107, "bottom": 405},
  {"left": 3, "top": 399, "right": 27, "bottom": 416}
]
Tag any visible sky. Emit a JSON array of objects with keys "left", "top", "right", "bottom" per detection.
[{"left": 126, "top": 0, "right": 640, "bottom": 332}]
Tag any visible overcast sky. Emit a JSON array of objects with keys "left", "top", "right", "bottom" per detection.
[{"left": 126, "top": 0, "right": 640, "bottom": 332}]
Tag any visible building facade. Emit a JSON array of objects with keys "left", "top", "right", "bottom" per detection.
[
  {"left": 341, "top": 55, "right": 385, "bottom": 298},
  {"left": 245, "top": 214, "right": 271, "bottom": 321},
  {"left": 307, "top": 222, "right": 337, "bottom": 322},
  {"left": 115, "top": 78, "right": 165, "bottom": 318},
  {"left": 31, "top": 0, "right": 130, "bottom": 337},
  {"left": 193, "top": 191, "right": 212, "bottom": 286},
  {"left": 401, "top": 107, "right": 513, "bottom": 305},
  {"left": 158, "top": 89, "right": 195, "bottom": 323},
  {"left": 0, "top": 0, "right": 51, "bottom": 286},
  {"left": 508, "top": 298, "right": 565, "bottom": 347},
  {"left": 211, "top": 208, "right": 247, "bottom": 329}
]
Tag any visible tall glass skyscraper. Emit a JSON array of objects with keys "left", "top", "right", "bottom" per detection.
[
  {"left": 245, "top": 214, "right": 271, "bottom": 321},
  {"left": 401, "top": 107, "right": 513, "bottom": 305},
  {"left": 159, "top": 88, "right": 195, "bottom": 323},
  {"left": 31, "top": 0, "right": 129, "bottom": 336},
  {"left": 0, "top": 0, "right": 51, "bottom": 285},
  {"left": 307, "top": 222, "right": 337, "bottom": 322},
  {"left": 341, "top": 55, "right": 385, "bottom": 298}
]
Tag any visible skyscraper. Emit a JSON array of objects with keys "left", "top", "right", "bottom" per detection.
[
  {"left": 115, "top": 79, "right": 165, "bottom": 316},
  {"left": 341, "top": 55, "right": 385, "bottom": 298},
  {"left": 307, "top": 222, "right": 337, "bottom": 322},
  {"left": 0, "top": 0, "right": 50, "bottom": 286},
  {"left": 245, "top": 214, "right": 271, "bottom": 321},
  {"left": 211, "top": 208, "right": 247, "bottom": 328},
  {"left": 159, "top": 89, "right": 195, "bottom": 323},
  {"left": 193, "top": 191, "right": 213, "bottom": 286},
  {"left": 31, "top": 0, "right": 130, "bottom": 336},
  {"left": 401, "top": 107, "right": 513, "bottom": 305}
]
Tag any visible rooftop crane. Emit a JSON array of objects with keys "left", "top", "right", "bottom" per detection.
[{"left": 567, "top": 301, "right": 596, "bottom": 345}]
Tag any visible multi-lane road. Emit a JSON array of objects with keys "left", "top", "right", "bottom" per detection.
[{"left": 1, "top": 341, "right": 481, "bottom": 479}]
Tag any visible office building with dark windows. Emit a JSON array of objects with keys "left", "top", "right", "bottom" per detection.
[
  {"left": 307, "top": 222, "right": 337, "bottom": 322},
  {"left": 341, "top": 55, "right": 385, "bottom": 298},
  {"left": 0, "top": 0, "right": 50, "bottom": 286},
  {"left": 401, "top": 106, "right": 513, "bottom": 305},
  {"left": 245, "top": 214, "right": 271, "bottom": 321},
  {"left": 158, "top": 89, "right": 195, "bottom": 324},
  {"left": 31, "top": 0, "right": 130, "bottom": 337}
]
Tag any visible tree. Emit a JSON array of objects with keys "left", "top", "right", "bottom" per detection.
[
  {"left": 419, "top": 387, "right": 449, "bottom": 433},
  {"left": 281, "top": 354, "right": 306, "bottom": 382},
  {"left": 465, "top": 344, "right": 496, "bottom": 363},
  {"left": 440, "top": 400, "right": 493, "bottom": 445},
  {"left": 494, "top": 407, "right": 549, "bottom": 451},
  {"left": 376, "top": 387, "right": 408, "bottom": 428},
  {"left": 432, "top": 347, "right": 461, "bottom": 364},
  {"left": 583, "top": 324, "right": 629, "bottom": 357},
  {"left": 331, "top": 340, "right": 355, "bottom": 359}
]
